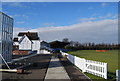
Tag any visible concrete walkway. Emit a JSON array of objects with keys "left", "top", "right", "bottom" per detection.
[{"left": 44, "top": 56, "right": 70, "bottom": 81}]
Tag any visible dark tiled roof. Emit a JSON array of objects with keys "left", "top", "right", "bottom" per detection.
[
  {"left": 13, "top": 38, "right": 18, "bottom": 42},
  {"left": 18, "top": 32, "right": 40, "bottom": 40},
  {"left": 49, "top": 40, "right": 70, "bottom": 48},
  {"left": 41, "top": 41, "right": 48, "bottom": 44}
]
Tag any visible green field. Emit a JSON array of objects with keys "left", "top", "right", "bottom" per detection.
[{"left": 67, "top": 50, "right": 119, "bottom": 80}]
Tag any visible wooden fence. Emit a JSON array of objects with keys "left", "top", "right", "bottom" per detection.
[{"left": 60, "top": 51, "right": 107, "bottom": 79}]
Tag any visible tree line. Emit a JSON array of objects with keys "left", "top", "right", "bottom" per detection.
[{"left": 62, "top": 38, "right": 119, "bottom": 50}]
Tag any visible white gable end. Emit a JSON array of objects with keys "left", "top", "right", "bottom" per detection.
[{"left": 19, "top": 35, "right": 32, "bottom": 50}]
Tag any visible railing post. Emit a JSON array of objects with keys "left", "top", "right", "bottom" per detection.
[
  {"left": 116, "top": 70, "right": 120, "bottom": 81},
  {"left": 104, "top": 63, "right": 107, "bottom": 79},
  {"left": 82, "top": 58, "right": 86, "bottom": 72}
]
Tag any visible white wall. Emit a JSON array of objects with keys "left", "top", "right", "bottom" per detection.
[
  {"left": 18, "top": 35, "right": 41, "bottom": 54},
  {"left": 32, "top": 40, "right": 40, "bottom": 54},
  {"left": 13, "top": 42, "right": 19, "bottom": 45},
  {"left": 40, "top": 49, "right": 51, "bottom": 54},
  {"left": 19, "top": 36, "right": 32, "bottom": 50},
  {"left": 18, "top": 36, "right": 22, "bottom": 41}
]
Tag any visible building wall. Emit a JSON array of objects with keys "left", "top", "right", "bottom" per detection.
[
  {"left": 0, "top": 12, "right": 13, "bottom": 63},
  {"left": 32, "top": 40, "right": 40, "bottom": 54},
  {"left": 14, "top": 36, "right": 41, "bottom": 54},
  {"left": 14, "top": 41, "right": 19, "bottom": 45},
  {"left": 19, "top": 36, "right": 32, "bottom": 50},
  {"left": 13, "top": 50, "right": 29, "bottom": 55},
  {"left": 18, "top": 36, "right": 22, "bottom": 41}
]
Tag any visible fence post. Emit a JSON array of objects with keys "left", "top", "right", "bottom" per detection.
[
  {"left": 82, "top": 58, "right": 86, "bottom": 72},
  {"left": 104, "top": 63, "right": 107, "bottom": 79},
  {"left": 116, "top": 70, "right": 120, "bottom": 81}
]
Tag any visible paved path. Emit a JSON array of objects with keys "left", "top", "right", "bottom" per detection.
[
  {"left": 44, "top": 56, "right": 70, "bottom": 81},
  {"left": 60, "top": 57, "right": 92, "bottom": 81}
]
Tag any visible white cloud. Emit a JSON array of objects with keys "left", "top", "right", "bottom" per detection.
[
  {"left": 13, "top": 13, "right": 118, "bottom": 43},
  {"left": 112, "top": 14, "right": 118, "bottom": 18},
  {"left": 79, "top": 17, "right": 97, "bottom": 22},
  {"left": 25, "top": 19, "right": 118, "bottom": 43},
  {"left": 22, "top": 15, "right": 29, "bottom": 19},
  {"left": 2, "top": 2, "right": 28, "bottom": 8},
  {"left": 99, "top": 13, "right": 118, "bottom": 19},
  {"left": 42, "top": 22, "right": 55, "bottom": 26},
  {"left": 101, "top": 3, "right": 107, "bottom": 7},
  {"left": 88, "top": 7, "right": 93, "bottom": 10},
  {"left": 16, "top": 21, "right": 25, "bottom": 24},
  {"left": 13, "top": 27, "right": 28, "bottom": 37},
  {"left": 13, "top": 14, "right": 20, "bottom": 17},
  {"left": 106, "top": 13, "right": 113, "bottom": 17},
  {"left": 12, "top": 14, "right": 29, "bottom": 19}
]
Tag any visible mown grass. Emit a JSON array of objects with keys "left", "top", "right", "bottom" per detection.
[{"left": 67, "top": 50, "right": 119, "bottom": 80}]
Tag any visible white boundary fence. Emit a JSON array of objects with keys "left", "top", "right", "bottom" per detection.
[
  {"left": 60, "top": 51, "right": 107, "bottom": 79},
  {"left": 116, "top": 70, "right": 120, "bottom": 81}
]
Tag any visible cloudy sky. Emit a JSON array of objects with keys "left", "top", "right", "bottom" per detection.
[{"left": 2, "top": 2, "right": 118, "bottom": 43}]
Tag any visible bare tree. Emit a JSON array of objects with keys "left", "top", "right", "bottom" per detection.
[{"left": 62, "top": 38, "right": 69, "bottom": 43}]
